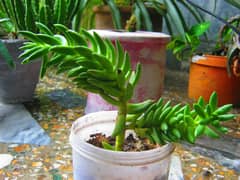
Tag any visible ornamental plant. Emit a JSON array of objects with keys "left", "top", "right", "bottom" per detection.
[
  {"left": 0, "top": 0, "right": 87, "bottom": 69},
  {"left": 19, "top": 23, "right": 235, "bottom": 151},
  {"left": 93, "top": 0, "right": 204, "bottom": 35},
  {"left": 169, "top": 0, "right": 240, "bottom": 76},
  {"left": 167, "top": 21, "right": 211, "bottom": 61},
  {"left": 0, "top": 0, "right": 87, "bottom": 38}
]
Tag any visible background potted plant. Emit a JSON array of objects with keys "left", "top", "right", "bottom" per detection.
[
  {"left": 0, "top": 0, "right": 87, "bottom": 103},
  {"left": 89, "top": 0, "right": 204, "bottom": 35},
  {"left": 92, "top": 0, "right": 165, "bottom": 32},
  {"left": 167, "top": 0, "right": 240, "bottom": 106},
  {"left": 19, "top": 23, "right": 235, "bottom": 179}
]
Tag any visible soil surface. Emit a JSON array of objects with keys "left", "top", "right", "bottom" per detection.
[{"left": 87, "top": 133, "right": 158, "bottom": 151}]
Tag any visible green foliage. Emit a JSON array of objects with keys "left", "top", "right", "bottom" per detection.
[
  {"left": 218, "top": 15, "right": 240, "bottom": 75},
  {"left": 134, "top": 0, "right": 203, "bottom": 35},
  {"left": 0, "top": 8, "right": 14, "bottom": 67},
  {"left": 0, "top": 0, "right": 88, "bottom": 37},
  {"left": 167, "top": 21, "right": 210, "bottom": 60},
  {"left": 104, "top": 0, "right": 122, "bottom": 29},
  {"left": 127, "top": 92, "right": 234, "bottom": 144},
  {"left": 0, "top": 40, "right": 14, "bottom": 68},
  {"left": 20, "top": 23, "right": 140, "bottom": 106},
  {"left": 183, "top": 0, "right": 240, "bottom": 75},
  {"left": 20, "top": 23, "right": 235, "bottom": 150},
  {"left": 223, "top": 0, "right": 240, "bottom": 9},
  {"left": 0, "top": 11, "right": 13, "bottom": 36},
  {"left": 114, "top": 0, "right": 131, "bottom": 6},
  {"left": 92, "top": 0, "right": 204, "bottom": 35}
]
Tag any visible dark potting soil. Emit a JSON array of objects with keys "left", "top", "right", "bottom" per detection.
[{"left": 87, "top": 133, "right": 158, "bottom": 151}]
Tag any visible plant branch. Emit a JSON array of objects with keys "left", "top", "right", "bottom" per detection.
[{"left": 114, "top": 101, "right": 127, "bottom": 151}]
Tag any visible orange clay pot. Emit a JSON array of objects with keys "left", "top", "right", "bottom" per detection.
[{"left": 188, "top": 55, "right": 240, "bottom": 106}]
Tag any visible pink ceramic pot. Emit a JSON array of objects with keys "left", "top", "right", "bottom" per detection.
[{"left": 85, "top": 30, "right": 170, "bottom": 113}]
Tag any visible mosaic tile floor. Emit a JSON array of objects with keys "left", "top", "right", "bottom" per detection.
[{"left": 0, "top": 70, "right": 239, "bottom": 179}]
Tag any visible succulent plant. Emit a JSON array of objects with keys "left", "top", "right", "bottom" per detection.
[
  {"left": 19, "top": 23, "right": 235, "bottom": 151},
  {"left": 0, "top": 0, "right": 88, "bottom": 38}
]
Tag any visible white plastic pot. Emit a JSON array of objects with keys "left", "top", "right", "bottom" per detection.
[
  {"left": 70, "top": 111, "right": 175, "bottom": 180},
  {"left": 85, "top": 30, "right": 170, "bottom": 113}
]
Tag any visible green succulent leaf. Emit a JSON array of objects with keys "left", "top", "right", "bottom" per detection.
[
  {"left": 214, "top": 104, "right": 233, "bottom": 115},
  {"left": 204, "top": 127, "right": 219, "bottom": 138},
  {"left": 194, "top": 125, "right": 205, "bottom": 137},
  {"left": 194, "top": 103, "right": 206, "bottom": 118},
  {"left": 209, "top": 91, "right": 218, "bottom": 111}
]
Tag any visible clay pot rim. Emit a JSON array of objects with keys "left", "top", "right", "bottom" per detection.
[{"left": 191, "top": 54, "right": 227, "bottom": 68}]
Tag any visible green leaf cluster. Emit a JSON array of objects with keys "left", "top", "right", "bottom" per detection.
[
  {"left": 225, "top": 0, "right": 240, "bottom": 9},
  {"left": 0, "top": 0, "right": 88, "bottom": 37},
  {"left": 127, "top": 92, "right": 234, "bottom": 144},
  {"left": 20, "top": 23, "right": 140, "bottom": 107},
  {"left": 167, "top": 21, "right": 210, "bottom": 60},
  {"left": 181, "top": 0, "right": 240, "bottom": 74},
  {"left": 101, "top": 0, "right": 204, "bottom": 36},
  {"left": 218, "top": 15, "right": 240, "bottom": 75}
]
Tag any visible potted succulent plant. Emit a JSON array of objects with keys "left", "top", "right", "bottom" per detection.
[
  {"left": 0, "top": 0, "right": 87, "bottom": 103},
  {"left": 19, "top": 23, "right": 235, "bottom": 179},
  {"left": 167, "top": 0, "right": 240, "bottom": 106}
]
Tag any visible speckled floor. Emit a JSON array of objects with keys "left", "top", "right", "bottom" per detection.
[{"left": 0, "top": 69, "right": 239, "bottom": 179}]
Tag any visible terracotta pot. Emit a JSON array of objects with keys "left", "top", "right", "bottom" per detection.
[
  {"left": 188, "top": 55, "right": 240, "bottom": 106},
  {"left": 85, "top": 30, "right": 170, "bottom": 113},
  {"left": 93, "top": 5, "right": 163, "bottom": 32},
  {"left": 0, "top": 39, "right": 41, "bottom": 103},
  {"left": 70, "top": 111, "right": 175, "bottom": 180}
]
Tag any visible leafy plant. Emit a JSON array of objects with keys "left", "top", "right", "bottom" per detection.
[
  {"left": 167, "top": 21, "right": 210, "bottom": 60},
  {"left": 169, "top": 0, "right": 240, "bottom": 76},
  {"left": 218, "top": 15, "right": 240, "bottom": 76},
  {"left": 19, "top": 23, "right": 235, "bottom": 151},
  {"left": 0, "top": 0, "right": 88, "bottom": 38},
  {"left": 93, "top": 0, "right": 204, "bottom": 36}
]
